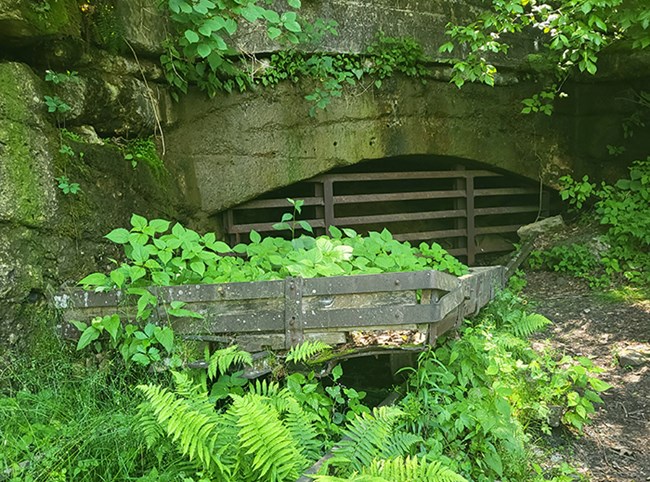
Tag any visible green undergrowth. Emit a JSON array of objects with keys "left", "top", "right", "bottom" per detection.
[
  {"left": 1, "top": 278, "right": 608, "bottom": 481},
  {"left": 0, "top": 348, "right": 186, "bottom": 482},
  {"left": 78, "top": 214, "right": 468, "bottom": 294},
  {"left": 529, "top": 158, "right": 650, "bottom": 288}
]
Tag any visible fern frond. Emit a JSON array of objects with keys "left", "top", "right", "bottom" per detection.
[
  {"left": 250, "top": 378, "right": 283, "bottom": 398},
  {"left": 494, "top": 331, "right": 529, "bottom": 352},
  {"left": 137, "top": 382, "right": 224, "bottom": 472},
  {"left": 503, "top": 313, "right": 552, "bottom": 338},
  {"left": 284, "top": 399, "right": 324, "bottom": 461},
  {"left": 334, "top": 406, "right": 404, "bottom": 472},
  {"left": 137, "top": 401, "right": 165, "bottom": 448},
  {"left": 230, "top": 393, "right": 306, "bottom": 482},
  {"left": 364, "top": 456, "right": 467, "bottom": 482},
  {"left": 381, "top": 431, "right": 423, "bottom": 459},
  {"left": 208, "top": 345, "right": 253, "bottom": 380},
  {"left": 286, "top": 340, "right": 331, "bottom": 363},
  {"left": 311, "top": 475, "right": 387, "bottom": 482}
]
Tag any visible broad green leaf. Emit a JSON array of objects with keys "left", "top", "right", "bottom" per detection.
[
  {"left": 287, "top": 0, "right": 300, "bottom": 7},
  {"left": 103, "top": 314, "right": 121, "bottom": 341},
  {"left": 131, "top": 353, "right": 151, "bottom": 366},
  {"left": 211, "top": 241, "right": 231, "bottom": 253},
  {"left": 70, "top": 320, "right": 87, "bottom": 332},
  {"left": 263, "top": 9, "right": 280, "bottom": 23},
  {"left": 130, "top": 213, "right": 148, "bottom": 231},
  {"left": 588, "top": 377, "right": 612, "bottom": 392},
  {"left": 149, "top": 219, "right": 171, "bottom": 233},
  {"left": 197, "top": 43, "right": 212, "bottom": 58},
  {"left": 105, "top": 228, "right": 130, "bottom": 244},
  {"left": 154, "top": 326, "right": 175, "bottom": 353},
  {"left": 328, "top": 225, "right": 342, "bottom": 239},
  {"left": 284, "top": 20, "right": 301, "bottom": 32},
  {"left": 77, "top": 326, "right": 100, "bottom": 351},
  {"left": 249, "top": 230, "right": 261, "bottom": 244},
  {"left": 110, "top": 269, "right": 126, "bottom": 288},
  {"left": 130, "top": 266, "right": 147, "bottom": 283},
  {"left": 79, "top": 272, "right": 108, "bottom": 287},
  {"left": 184, "top": 29, "right": 200, "bottom": 43}
]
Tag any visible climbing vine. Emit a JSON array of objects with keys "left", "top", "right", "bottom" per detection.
[
  {"left": 160, "top": 0, "right": 306, "bottom": 98},
  {"left": 258, "top": 35, "right": 430, "bottom": 115}
]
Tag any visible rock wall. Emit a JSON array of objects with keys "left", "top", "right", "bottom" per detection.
[{"left": 0, "top": 0, "right": 647, "bottom": 351}]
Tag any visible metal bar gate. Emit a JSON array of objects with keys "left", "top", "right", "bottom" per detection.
[{"left": 224, "top": 163, "right": 551, "bottom": 265}]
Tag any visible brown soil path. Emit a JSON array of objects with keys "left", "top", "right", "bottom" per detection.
[{"left": 524, "top": 272, "right": 650, "bottom": 482}]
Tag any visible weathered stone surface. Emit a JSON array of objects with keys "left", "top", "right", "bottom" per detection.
[
  {"left": 56, "top": 72, "right": 173, "bottom": 135},
  {"left": 0, "top": 62, "right": 58, "bottom": 227},
  {"left": 167, "top": 76, "right": 572, "bottom": 213},
  {"left": 114, "top": 0, "right": 167, "bottom": 57},
  {"left": 618, "top": 345, "right": 650, "bottom": 367},
  {"left": 517, "top": 215, "right": 566, "bottom": 240},
  {"left": 0, "top": 0, "right": 81, "bottom": 42}
]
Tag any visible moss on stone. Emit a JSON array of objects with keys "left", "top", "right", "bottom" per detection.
[
  {"left": 21, "top": 0, "right": 81, "bottom": 38},
  {"left": 0, "top": 63, "right": 58, "bottom": 227}
]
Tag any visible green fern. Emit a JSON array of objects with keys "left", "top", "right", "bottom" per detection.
[
  {"left": 207, "top": 345, "right": 253, "bottom": 380},
  {"left": 137, "top": 381, "right": 224, "bottom": 472},
  {"left": 364, "top": 456, "right": 467, "bottom": 481},
  {"left": 230, "top": 393, "right": 307, "bottom": 481},
  {"left": 503, "top": 313, "right": 552, "bottom": 338},
  {"left": 286, "top": 340, "right": 331, "bottom": 363},
  {"left": 333, "top": 406, "right": 417, "bottom": 472},
  {"left": 283, "top": 398, "right": 325, "bottom": 460},
  {"left": 314, "top": 455, "right": 466, "bottom": 481}
]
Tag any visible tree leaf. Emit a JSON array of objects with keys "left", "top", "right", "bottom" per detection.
[
  {"left": 184, "top": 29, "right": 200, "bottom": 44},
  {"left": 197, "top": 43, "right": 212, "bottom": 58}
]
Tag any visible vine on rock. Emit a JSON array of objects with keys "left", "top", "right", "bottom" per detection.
[{"left": 161, "top": 0, "right": 307, "bottom": 99}]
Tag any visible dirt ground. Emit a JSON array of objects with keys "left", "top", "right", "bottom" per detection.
[{"left": 524, "top": 271, "right": 650, "bottom": 482}]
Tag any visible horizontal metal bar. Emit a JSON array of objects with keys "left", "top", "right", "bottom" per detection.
[
  {"left": 303, "top": 270, "right": 460, "bottom": 296},
  {"left": 228, "top": 218, "right": 326, "bottom": 234},
  {"left": 332, "top": 190, "right": 465, "bottom": 204},
  {"left": 300, "top": 304, "right": 439, "bottom": 329},
  {"left": 474, "top": 224, "right": 522, "bottom": 235},
  {"left": 234, "top": 196, "right": 324, "bottom": 210},
  {"left": 312, "top": 170, "right": 502, "bottom": 182},
  {"left": 474, "top": 205, "right": 539, "bottom": 216},
  {"left": 474, "top": 187, "right": 538, "bottom": 196},
  {"left": 173, "top": 310, "right": 285, "bottom": 334},
  {"left": 393, "top": 229, "right": 467, "bottom": 242},
  {"left": 154, "top": 280, "right": 285, "bottom": 302},
  {"left": 334, "top": 209, "right": 466, "bottom": 225}
]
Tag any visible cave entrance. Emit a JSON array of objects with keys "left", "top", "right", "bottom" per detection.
[{"left": 223, "top": 156, "right": 555, "bottom": 265}]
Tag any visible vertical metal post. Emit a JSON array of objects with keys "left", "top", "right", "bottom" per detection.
[
  {"left": 284, "top": 277, "right": 304, "bottom": 349},
  {"left": 453, "top": 165, "right": 468, "bottom": 263},
  {"left": 225, "top": 209, "right": 239, "bottom": 245},
  {"left": 314, "top": 182, "right": 325, "bottom": 236},
  {"left": 466, "top": 174, "right": 476, "bottom": 265},
  {"left": 323, "top": 178, "right": 335, "bottom": 231}
]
